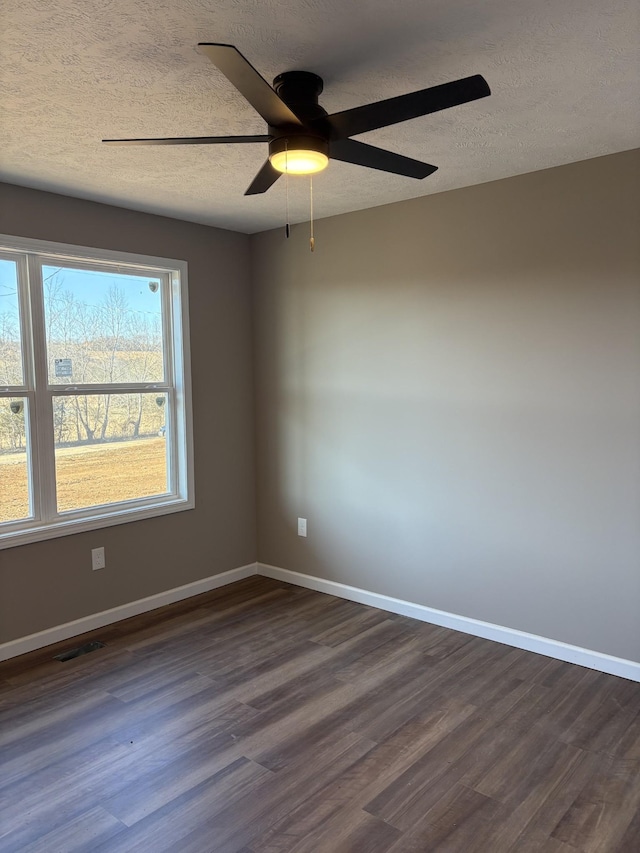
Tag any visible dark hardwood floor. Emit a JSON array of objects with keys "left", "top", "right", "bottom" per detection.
[{"left": 1, "top": 576, "right": 639, "bottom": 852}]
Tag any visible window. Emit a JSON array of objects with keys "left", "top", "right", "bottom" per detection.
[{"left": 0, "top": 235, "right": 193, "bottom": 548}]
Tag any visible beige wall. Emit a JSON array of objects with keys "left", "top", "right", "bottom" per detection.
[
  {"left": 251, "top": 150, "right": 640, "bottom": 662},
  {"left": 0, "top": 184, "right": 256, "bottom": 643}
]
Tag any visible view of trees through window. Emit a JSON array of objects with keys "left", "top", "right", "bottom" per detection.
[
  {"left": 0, "top": 259, "right": 176, "bottom": 523},
  {"left": 43, "top": 264, "right": 166, "bottom": 445},
  {"left": 1, "top": 265, "right": 167, "bottom": 450},
  {"left": 0, "top": 397, "right": 30, "bottom": 523},
  {"left": 0, "top": 259, "right": 23, "bottom": 388}
]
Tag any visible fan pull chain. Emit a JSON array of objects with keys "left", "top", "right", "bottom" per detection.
[
  {"left": 285, "top": 141, "right": 290, "bottom": 239},
  {"left": 309, "top": 175, "right": 315, "bottom": 252}
]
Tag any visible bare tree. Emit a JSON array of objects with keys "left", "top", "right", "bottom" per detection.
[
  {"left": 0, "top": 312, "right": 26, "bottom": 452},
  {"left": 42, "top": 276, "right": 164, "bottom": 446}
]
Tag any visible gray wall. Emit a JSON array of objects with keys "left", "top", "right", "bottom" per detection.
[
  {"left": 251, "top": 149, "right": 640, "bottom": 662},
  {"left": 0, "top": 184, "right": 256, "bottom": 643},
  {"left": 2, "top": 151, "right": 639, "bottom": 662}
]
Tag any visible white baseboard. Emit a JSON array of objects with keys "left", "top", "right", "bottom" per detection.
[
  {"left": 4, "top": 560, "right": 639, "bottom": 683},
  {"left": 0, "top": 563, "right": 258, "bottom": 662},
  {"left": 258, "top": 563, "right": 640, "bottom": 683}
]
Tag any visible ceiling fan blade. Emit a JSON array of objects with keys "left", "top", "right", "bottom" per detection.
[
  {"left": 102, "top": 135, "right": 270, "bottom": 146},
  {"left": 330, "top": 138, "right": 437, "bottom": 179},
  {"left": 245, "top": 160, "right": 281, "bottom": 195},
  {"left": 198, "top": 43, "right": 304, "bottom": 128},
  {"left": 320, "top": 75, "right": 490, "bottom": 140}
]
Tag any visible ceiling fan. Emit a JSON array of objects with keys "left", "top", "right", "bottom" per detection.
[{"left": 103, "top": 43, "right": 490, "bottom": 196}]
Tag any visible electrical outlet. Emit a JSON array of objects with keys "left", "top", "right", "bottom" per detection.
[
  {"left": 92, "top": 547, "right": 105, "bottom": 570},
  {"left": 297, "top": 517, "right": 307, "bottom": 537}
]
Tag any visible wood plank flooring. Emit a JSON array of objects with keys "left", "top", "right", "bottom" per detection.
[{"left": 1, "top": 576, "right": 639, "bottom": 852}]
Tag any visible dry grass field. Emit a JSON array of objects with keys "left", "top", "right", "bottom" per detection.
[{"left": 0, "top": 437, "right": 167, "bottom": 522}]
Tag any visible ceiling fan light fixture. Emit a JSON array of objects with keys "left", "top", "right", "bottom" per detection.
[
  {"left": 271, "top": 149, "right": 328, "bottom": 174},
  {"left": 269, "top": 136, "right": 329, "bottom": 175}
]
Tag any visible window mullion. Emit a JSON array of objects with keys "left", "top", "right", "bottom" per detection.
[
  {"left": 15, "top": 252, "right": 34, "bottom": 391},
  {"left": 27, "top": 255, "right": 57, "bottom": 521},
  {"left": 161, "top": 275, "right": 176, "bottom": 494},
  {"left": 171, "top": 268, "right": 191, "bottom": 500}
]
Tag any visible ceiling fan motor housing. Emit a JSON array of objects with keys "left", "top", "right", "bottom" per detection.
[{"left": 272, "top": 71, "right": 326, "bottom": 120}]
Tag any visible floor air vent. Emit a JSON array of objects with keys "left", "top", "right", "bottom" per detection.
[{"left": 54, "top": 641, "right": 106, "bottom": 661}]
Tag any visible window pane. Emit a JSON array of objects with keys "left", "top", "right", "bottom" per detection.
[
  {"left": 54, "top": 393, "right": 168, "bottom": 512},
  {"left": 0, "top": 259, "right": 23, "bottom": 386},
  {"left": 42, "top": 265, "right": 164, "bottom": 385},
  {"left": 0, "top": 397, "right": 32, "bottom": 523}
]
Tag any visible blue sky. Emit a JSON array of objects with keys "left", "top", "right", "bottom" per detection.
[
  {"left": 0, "top": 259, "right": 162, "bottom": 333},
  {"left": 0, "top": 259, "right": 19, "bottom": 322},
  {"left": 43, "top": 265, "right": 162, "bottom": 319}
]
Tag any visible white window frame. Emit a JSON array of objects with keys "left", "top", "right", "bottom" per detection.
[{"left": 0, "top": 234, "right": 194, "bottom": 549}]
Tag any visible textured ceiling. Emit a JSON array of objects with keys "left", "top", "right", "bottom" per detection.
[{"left": 1, "top": 0, "right": 639, "bottom": 233}]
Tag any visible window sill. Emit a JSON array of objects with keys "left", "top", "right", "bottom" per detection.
[{"left": 0, "top": 497, "right": 194, "bottom": 550}]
